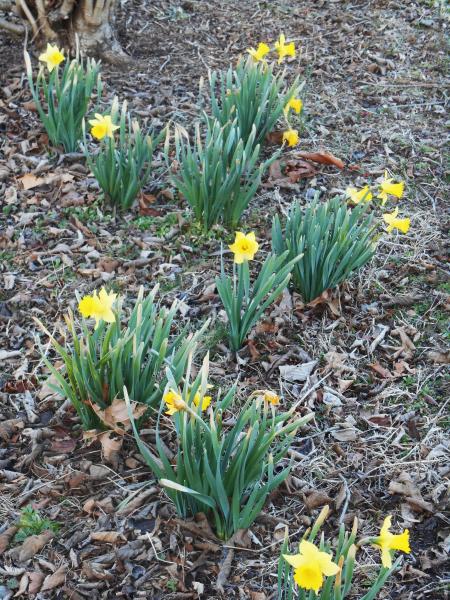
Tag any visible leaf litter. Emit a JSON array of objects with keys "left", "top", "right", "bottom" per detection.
[{"left": 0, "top": 0, "right": 449, "bottom": 598}]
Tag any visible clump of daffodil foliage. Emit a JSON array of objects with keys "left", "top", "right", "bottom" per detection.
[
  {"left": 272, "top": 193, "right": 377, "bottom": 303},
  {"left": 278, "top": 505, "right": 411, "bottom": 599},
  {"left": 167, "top": 118, "right": 275, "bottom": 231},
  {"left": 24, "top": 44, "right": 101, "bottom": 153},
  {"left": 216, "top": 231, "right": 301, "bottom": 351},
  {"left": 209, "top": 34, "right": 303, "bottom": 149},
  {"left": 127, "top": 353, "right": 314, "bottom": 540},
  {"left": 35, "top": 285, "right": 207, "bottom": 430},
  {"left": 84, "top": 97, "right": 163, "bottom": 212}
]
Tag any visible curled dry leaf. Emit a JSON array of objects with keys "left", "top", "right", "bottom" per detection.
[
  {"left": 16, "top": 530, "right": 54, "bottom": 562},
  {"left": 0, "top": 526, "right": 18, "bottom": 555},
  {"left": 295, "top": 150, "right": 345, "bottom": 169},
  {"left": 279, "top": 360, "right": 317, "bottom": 383},
  {"left": 41, "top": 564, "right": 68, "bottom": 592},
  {"left": 89, "top": 397, "right": 146, "bottom": 434},
  {"left": 427, "top": 350, "right": 450, "bottom": 364},
  {"left": 28, "top": 571, "right": 45, "bottom": 596},
  {"left": 91, "top": 531, "right": 126, "bottom": 544}
]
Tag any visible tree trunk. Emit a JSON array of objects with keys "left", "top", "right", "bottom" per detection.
[{"left": 0, "top": 0, "right": 130, "bottom": 63}]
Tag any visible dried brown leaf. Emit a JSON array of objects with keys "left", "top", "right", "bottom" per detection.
[{"left": 41, "top": 564, "right": 67, "bottom": 591}]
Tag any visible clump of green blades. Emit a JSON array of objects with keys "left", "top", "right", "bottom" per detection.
[
  {"left": 272, "top": 195, "right": 377, "bottom": 303},
  {"left": 24, "top": 49, "right": 101, "bottom": 153},
  {"left": 84, "top": 98, "right": 162, "bottom": 211},
  {"left": 216, "top": 250, "right": 301, "bottom": 351},
  {"left": 36, "top": 286, "right": 206, "bottom": 430},
  {"left": 209, "top": 57, "right": 303, "bottom": 148},
  {"left": 168, "top": 118, "right": 275, "bottom": 231},
  {"left": 127, "top": 355, "right": 314, "bottom": 541}
]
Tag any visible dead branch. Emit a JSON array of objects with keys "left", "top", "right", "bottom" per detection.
[{"left": 0, "top": 16, "right": 24, "bottom": 33}]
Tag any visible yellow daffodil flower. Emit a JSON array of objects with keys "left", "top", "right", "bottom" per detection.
[
  {"left": 383, "top": 207, "right": 411, "bottom": 234},
  {"left": 164, "top": 389, "right": 187, "bottom": 415},
  {"left": 263, "top": 390, "right": 280, "bottom": 406},
  {"left": 78, "top": 288, "right": 117, "bottom": 329},
  {"left": 346, "top": 185, "right": 373, "bottom": 205},
  {"left": 284, "top": 97, "right": 303, "bottom": 117},
  {"left": 377, "top": 171, "right": 405, "bottom": 205},
  {"left": 373, "top": 515, "right": 411, "bottom": 568},
  {"left": 274, "top": 34, "right": 296, "bottom": 64},
  {"left": 247, "top": 42, "right": 270, "bottom": 62},
  {"left": 193, "top": 392, "right": 212, "bottom": 411},
  {"left": 89, "top": 114, "right": 119, "bottom": 140},
  {"left": 38, "top": 43, "right": 65, "bottom": 72},
  {"left": 282, "top": 129, "right": 299, "bottom": 147},
  {"left": 283, "top": 540, "right": 340, "bottom": 594},
  {"left": 229, "top": 231, "right": 259, "bottom": 264}
]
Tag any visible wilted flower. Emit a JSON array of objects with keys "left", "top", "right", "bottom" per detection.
[
  {"left": 377, "top": 171, "right": 405, "bottom": 205},
  {"left": 229, "top": 231, "right": 259, "bottom": 264},
  {"left": 284, "top": 97, "right": 303, "bottom": 117},
  {"left": 373, "top": 515, "right": 411, "bottom": 568},
  {"left": 247, "top": 42, "right": 270, "bottom": 62},
  {"left": 78, "top": 288, "right": 117, "bottom": 329},
  {"left": 38, "top": 44, "right": 65, "bottom": 72},
  {"left": 346, "top": 185, "right": 373, "bottom": 204},
  {"left": 89, "top": 114, "right": 119, "bottom": 140},
  {"left": 283, "top": 540, "right": 340, "bottom": 593},
  {"left": 275, "top": 34, "right": 296, "bottom": 63},
  {"left": 383, "top": 207, "right": 410, "bottom": 234},
  {"left": 263, "top": 390, "right": 280, "bottom": 406},
  {"left": 282, "top": 129, "right": 299, "bottom": 147},
  {"left": 164, "top": 389, "right": 187, "bottom": 415}
]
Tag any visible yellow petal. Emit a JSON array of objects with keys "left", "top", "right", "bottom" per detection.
[
  {"left": 299, "top": 540, "right": 321, "bottom": 560},
  {"left": 381, "top": 547, "right": 392, "bottom": 569},
  {"left": 317, "top": 552, "right": 340, "bottom": 576}
]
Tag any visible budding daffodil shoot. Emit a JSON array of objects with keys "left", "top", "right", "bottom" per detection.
[
  {"left": 346, "top": 185, "right": 373, "bottom": 204},
  {"left": 78, "top": 288, "right": 117, "bottom": 329},
  {"left": 89, "top": 114, "right": 119, "bottom": 140},
  {"left": 282, "top": 129, "right": 299, "bottom": 147},
  {"left": 373, "top": 515, "right": 411, "bottom": 568},
  {"left": 383, "top": 207, "right": 410, "bottom": 234},
  {"left": 274, "top": 34, "right": 296, "bottom": 63},
  {"left": 164, "top": 389, "right": 187, "bottom": 415},
  {"left": 283, "top": 540, "right": 340, "bottom": 593},
  {"left": 38, "top": 44, "right": 65, "bottom": 72},
  {"left": 247, "top": 42, "right": 270, "bottom": 62},
  {"left": 229, "top": 231, "right": 259, "bottom": 264},
  {"left": 377, "top": 171, "right": 405, "bottom": 205}
]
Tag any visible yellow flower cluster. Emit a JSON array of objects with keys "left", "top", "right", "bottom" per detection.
[
  {"left": 284, "top": 515, "right": 410, "bottom": 593},
  {"left": 247, "top": 36, "right": 301, "bottom": 148},
  {"left": 346, "top": 171, "right": 410, "bottom": 235},
  {"left": 163, "top": 388, "right": 212, "bottom": 416},
  {"left": 247, "top": 34, "right": 296, "bottom": 65}
]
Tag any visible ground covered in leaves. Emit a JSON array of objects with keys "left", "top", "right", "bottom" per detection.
[{"left": 0, "top": 0, "right": 449, "bottom": 598}]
